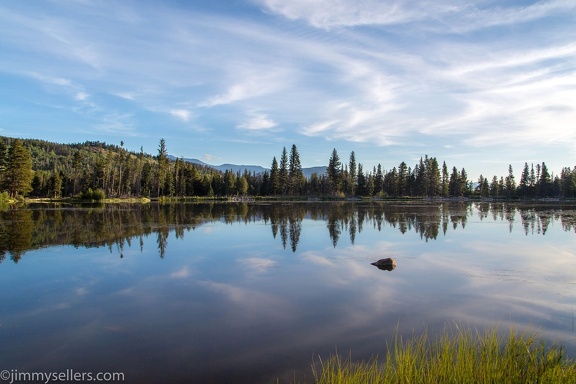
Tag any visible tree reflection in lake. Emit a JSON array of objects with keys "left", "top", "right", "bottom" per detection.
[
  {"left": 1, "top": 201, "right": 576, "bottom": 262},
  {"left": 1, "top": 201, "right": 576, "bottom": 384}
]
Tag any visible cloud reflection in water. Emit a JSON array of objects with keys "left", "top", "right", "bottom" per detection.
[{"left": 1, "top": 202, "right": 576, "bottom": 383}]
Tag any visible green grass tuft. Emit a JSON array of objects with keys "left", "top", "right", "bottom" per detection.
[{"left": 306, "top": 326, "right": 576, "bottom": 384}]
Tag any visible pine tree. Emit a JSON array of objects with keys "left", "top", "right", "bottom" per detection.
[
  {"left": 0, "top": 140, "right": 8, "bottom": 191},
  {"left": 270, "top": 157, "right": 280, "bottom": 195},
  {"left": 477, "top": 175, "right": 484, "bottom": 196},
  {"left": 560, "top": 167, "right": 576, "bottom": 197},
  {"left": 288, "top": 144, "right": 304, "bottom": 195},
  {"left": 505, "top": 164, "right": 516, "bottom": 196},
  {"left": 460, "top": 168, "right": 468, "bottom": 196},
  {"left": 365, "top": 171, "right": 374, "bottom": 196},
  {"left": 157, "top": 138, "right": 169, "bottom": 197},
  {"left": 374, "top": 164, "right": 383, "bottom": 195},
  {"left": 261, "top": 171, "right": 270, "bottom": 195},
  {"left": 490, "top": 175, "right": 499, "bottom": 197},
  {"left": 426, "top": 157, "right": 441, "bottom": 196},
  {"left": 449, "top": 166, "right": 460, "bottom": 197},
  {"left": 414, "top": 157, "right": 425, "bottom": 195},
  {"left": 398, "top": 161, "right": 408, "bottom": 196},
  {"left": 327, "top": 148, "right": 341, "bottom": 194},
  {"left": 535, "top": 164, "right": 541, "bottom": 196},
  {"left": 519, "top": 162, "right": 530, "bottom": 196},
  {"left": 71, "top": 150, "right": 83, "bottom": 196},
  {"left": 279, "top": 147, "right": 288, "bottom": 195},
  {"left": 237, "top": 175, "right": 248, "bottom": 196},
  {"left": 529, "top": 163, "right": 536, "bottom": 195},
  {"left": 5, "top": 139, "right": 34, "bottom": 198},
  {"left": 441, "top": 161, "right": 449, "bottom": 197},
  {"left": 499, "top": 176, "right": 505, "bottom": 196},
  {"left": 477, "top": 175, "right": 490, "bottom": 197},
  {"left": 224, "top": 169, "right": 236, "bottom": 195},
  {"left": 48, "top": 166, "right": 63, "bottom": 198},
  {"left": 356, "top": 163, "right": 366, "bottom": 196},
  {"left": 387, "top": 167, "right": 399, "bottom": 196},
  {"left": 539, "top": 162, "right": 551, "bottom": 197},
  {"left": 480, "top": 175, "right": 490, "bottom": 197},
  {"left": 348, "top": 151, "right": 357, "bottom": 196}
]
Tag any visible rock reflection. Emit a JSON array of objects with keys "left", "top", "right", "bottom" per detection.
[
  {"left": 371, "top": 258, "right": 397, "bottom": 271},
  {"left": 1, "top": 201, "right": 576, "bottom": 263}
]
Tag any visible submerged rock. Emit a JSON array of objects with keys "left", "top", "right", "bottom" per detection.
[{"left": 371, "top": 258, "right": 396, "bottom": 271}]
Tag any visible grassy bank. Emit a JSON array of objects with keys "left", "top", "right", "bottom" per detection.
[{"left": 306, "top": 326, "right": 576, "bottom": 384}]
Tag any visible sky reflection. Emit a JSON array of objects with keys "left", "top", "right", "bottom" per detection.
[{"left": 0, "top": 202, "right": 575, "bottom": 383}]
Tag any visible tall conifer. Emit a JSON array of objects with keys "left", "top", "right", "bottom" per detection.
[
  {"left": 5, "top": 139, "right": 33, "bottom": 198},
  {"left": 327, "top": 148, "right": 341, "bottom": 194},
  {"left": 288, "top": 144, "right": 304, "bottom": 195},
  {"left": 279, "top": 147, "right": 288, "bottom": 195},
  {"left": 270, "top": 157, "right": 280, "bottom": 195}
]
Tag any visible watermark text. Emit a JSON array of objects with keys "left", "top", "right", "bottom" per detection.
[{"left": 0, "top": 369, "right": 124, "bottom": 383}]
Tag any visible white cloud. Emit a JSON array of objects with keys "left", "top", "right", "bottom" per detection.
[
  {"left": 300, "top": 252, "right": 336, "bottom": 267},
  {"left": 170, "top": 267, "right": 191, "bottom": 279},
  {"left": 257, "top": 0, "right": 422, "bottom": 29},
  {"left": 29, "top": 72, "right": 74, "bottom": 91},
  {"left": 449, "top": 43, "right": 576, "bottom": 80},
  {"left": 258, "top": 0, "right": 575, "bottom": 32},
  {"left": 240, "top": 257, "right": 278, "bottom": 272},
  {"left": 27, "top": 72, "right": 100, "bottom": 114},
  {"left": 170, "top": 109, "right": 192, "bottom": 122},
  {"left": 1, "top": 0, "right": 575, "bottom": 175},
  {"left": 448, "top": 0, "right": 576, "bottom": 32},
  {"left": 301, "top": 120, "right": 338, "bottom": 136},
  {"left": 198, "top": 281, "right": 291, "bottom": 320},
  {"left": 237, "top": 113, "right": 278, "bottom": 131},
  {"left": 115, "top": 92, "right": 135, "bottom": 101},
  {"left": 199, "top": 67, "right": 289, "bottom": 108},
  {"left": 31, "top": 74, "right": 73, "bottom": 87},
  {"left": 75, "top": 91, "right": 90, "bottom": 101},
  {"left": 93, "top": 113, "right": 137, "bottom": 136},
  {"left": 417, "top": 40, "right": 576, "bottom": 147},
  {"left": 1, "top": 8, "right": 103, "bottom": 70}
]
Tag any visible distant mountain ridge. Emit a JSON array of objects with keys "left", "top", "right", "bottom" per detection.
[{"left": 168, "top": 155, "right": 326, "bottom": 178}]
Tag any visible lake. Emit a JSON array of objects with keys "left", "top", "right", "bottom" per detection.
[{"left": 1, "top": 201, "right": 576, "bottom": 383}]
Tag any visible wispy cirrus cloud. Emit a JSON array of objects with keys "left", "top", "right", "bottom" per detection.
[
  {"left": 268, "top": 0, "right": 576, "bottom": 155},
  {"left": 446, "top": 0, "right": 576, "bottom": 32},
  {"left": 419, "top": 41, "right": 576, "bottom": 146},
  {"left": 1, "top": 0, "right": 575, "bottom": 176},
  {"left": 29, "top": 72, "right": 90, "bottom": 100},
  {"left": 237, "top": 113, "right": 279, "bottom": 131},
  {"left": 170, "top": 109, "right": 192, "bottom": 122},
  {"left": 0, "top": 7, "right": 103, "bottom": 71},
  {"left": 170, "top": 267, "right": 191, "bottom": 279},
  {"left": 198, "top": 65, "right": 291, "bottom": 108},
  {"left": 240, "top": 257, "right": 278, "bottom": 272},
  {"left": 257, "top": 0, "right": 423, "bottom": 28},
  {"left": 257, "top": 0, "right": 575, "bottom": 31},
  {"left": 92, "top": 113, "right": 138, "bottom": 136}
]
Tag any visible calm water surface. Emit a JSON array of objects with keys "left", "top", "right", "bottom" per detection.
[{"left": 1, "top": 202, "right": 576, "bottom": 383}]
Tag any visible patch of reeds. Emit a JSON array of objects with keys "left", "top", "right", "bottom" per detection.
[{"left": 308, "top": 325, "right": 576, "bottom": 384}]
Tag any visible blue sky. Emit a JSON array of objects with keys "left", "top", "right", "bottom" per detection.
[{"left": 1, "top": 0, "right": 575, "bottom": 180}]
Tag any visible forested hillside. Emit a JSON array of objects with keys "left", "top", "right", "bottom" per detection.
[
  {"left": 0, "top": 135, "right": 575, "bottom": 200},
  {"left": 0, "top": 136, "right": 218, "bottom": 199}
]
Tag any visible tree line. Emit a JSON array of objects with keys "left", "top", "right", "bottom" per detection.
[
  {"left": 1, "top": 135, "right": 575, "bottom": 200},
  {"left": 261, "top": 146, "right": 576, "bottom": 199}
]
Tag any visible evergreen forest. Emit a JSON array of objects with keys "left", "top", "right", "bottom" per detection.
[{"left": 1, "top": 135, "right": 575, "bottom": 201}]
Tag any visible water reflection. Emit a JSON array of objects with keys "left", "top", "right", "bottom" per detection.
[
  {"left": 1, "top": 201, "right": 576, "bottom": 262},
  {"left": 1, "top": 201, "right": 576, "bottom": 383}
]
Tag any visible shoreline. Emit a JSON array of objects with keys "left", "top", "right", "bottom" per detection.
[{"left": 9, "top": 195, "right": 576, "bottom": 205}]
